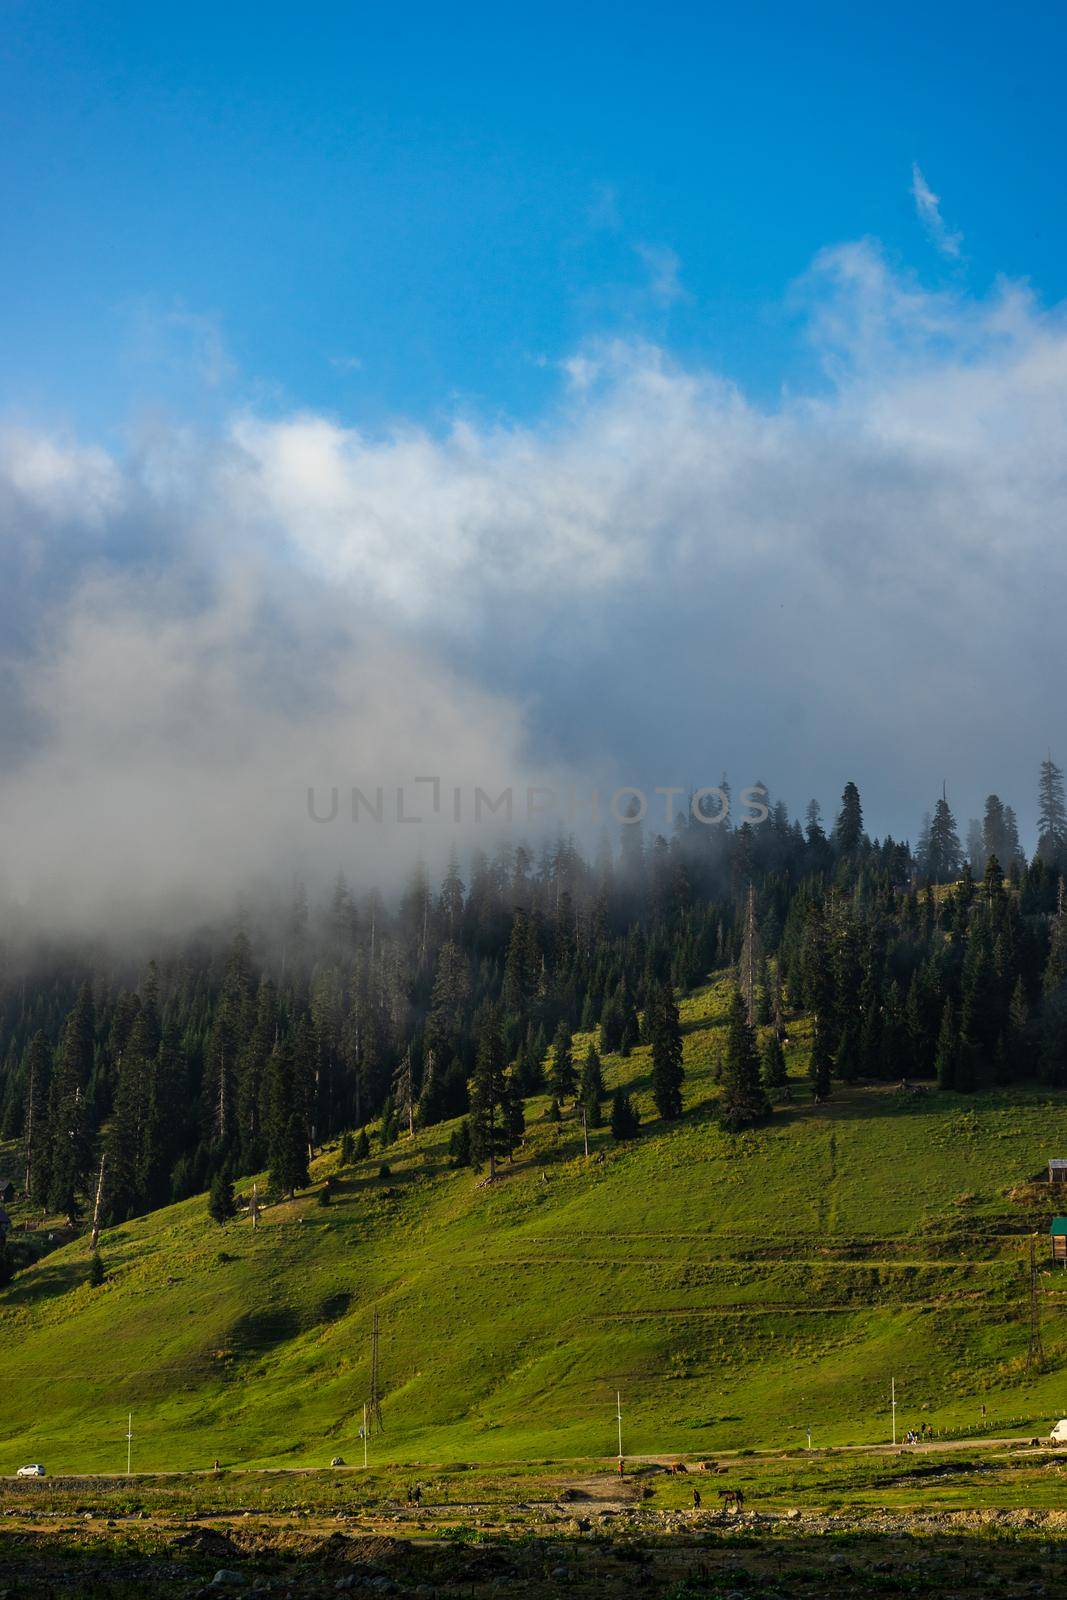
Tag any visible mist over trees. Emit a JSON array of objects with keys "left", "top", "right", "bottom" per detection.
[{"left": 2, "top": 757, "right": 1067, "bottom": 1229}]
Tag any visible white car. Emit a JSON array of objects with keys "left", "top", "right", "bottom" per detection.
[{"left": 16, "top": 1464, "right": 45, "bottom": 1477}]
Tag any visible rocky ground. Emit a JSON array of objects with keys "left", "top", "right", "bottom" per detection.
[{"left": 1, "top": 1489, "right": 1066, "bottom": 1598}]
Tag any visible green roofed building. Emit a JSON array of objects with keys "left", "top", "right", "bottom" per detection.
[{"left": 1052, "top": 1218, "right": 1067, "bottom": 1264}]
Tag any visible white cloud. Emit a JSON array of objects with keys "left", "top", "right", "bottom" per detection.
[
  {"left": 2, "top": 237, "right": 1067, "bottom": 934},
  {"left": 911, "top": 162, "right": 963, "bottom": 258},
  {"left": 635, "top": 241, "right": 688, "bottom": 305}
]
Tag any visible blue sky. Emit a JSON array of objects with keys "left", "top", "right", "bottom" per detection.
[{"left": 3, "top": 0, "right": 1066, "bottom": 436}]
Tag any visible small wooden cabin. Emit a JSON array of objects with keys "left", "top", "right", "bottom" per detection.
[
  {"left": 1049, "top": 1160, "right": 1067, "bottom": 1186},
  {"left": 1053, "top": 1218, "right": 1067, "bottom": 1263}
]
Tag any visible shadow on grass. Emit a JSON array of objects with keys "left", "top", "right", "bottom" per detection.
[{"left": 1, "top": 1256, "right": 89, "bottom": 1307}]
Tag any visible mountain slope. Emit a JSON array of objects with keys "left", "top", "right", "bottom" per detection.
[{"left": 2, "top": 979, "right": 1066, "bottom": 1474}]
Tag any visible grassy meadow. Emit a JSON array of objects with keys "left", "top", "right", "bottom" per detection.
[{"left": 2, "top": 978, "right": 1067, "bottom": 1475}]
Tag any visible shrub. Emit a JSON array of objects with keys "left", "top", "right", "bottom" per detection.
[{"left": 610, "top": 1089, "right": 640, "bottom": 1141}]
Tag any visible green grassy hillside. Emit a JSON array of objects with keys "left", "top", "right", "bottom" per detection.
[{"left": 3, "top": 978, "right": 1067, "bottom": 1475}]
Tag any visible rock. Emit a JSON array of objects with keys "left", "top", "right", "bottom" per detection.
[
  {"left": 331, "top": 1457, "right": 346, "bottom": 1467},
  {"left": 211, "top": 1573, "right": 248, "bottom": 1589},
  {"left": 549, "top": 1567, "right": 571, "bottom": 1583}
]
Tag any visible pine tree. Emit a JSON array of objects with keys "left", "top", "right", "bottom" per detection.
[
  {"left": 22, "top": 1032, "right": 51, "bottom": 1203},
  {"left": 208, "top": 1169, "right": 237, "bottom": 1224},
  {"left": 236, "top": 978, "right": 276, "bottom": 1172},
  {"left": 47, "top": 982, "right": 96, "bottom": 1221},
  {"left": 579, "top": 1044, "right": 605, "bottom": 1128},
  {"left": 205, "top": 932, "right": 252, "bottom": 1149},
  {"left": 438, "top": 847, "right": 466, "bottom": 939},
  {"left": 598, "top": 995, "right": 624, "bottom": 1054},
  {"left": 808, "top": 1016, "right": 833, "bottom": 1101},
  {"left": 501, "top": 1067, "right": 526, "bottom": 1159},
  {"left": 926, "top": 790, "right": 962, "bottom": 882},
  {"left": 833, "top": 1020, "right": 860, "bottom": 1083},
  {"left": 610, "top": 1088, "right": 640, "bottom": 1141},
  {"left": 719, "top": 988, "right": 770, "bottom": 1131},
  {"left": 449, "top": 1118, "right": 473, "bottom": 1167},
  {"left": 88, "top": 1251, "right": 105, "bottom": 1287},
  {"left": 958, "top": 925, "right": 997, "bottom": 1090},
  {"left": 106, "top": 993, "right": 162, "bottom": 1223},
  {"left": 469, "top": 1005, "right": 506, "bottom": 1176},
  {"left": 879, "top": 981, "right": 907, "bottom": 1080},
  {"left": 265, "top": 1040, "right": 310, "bottom": 1199},
  {"left": 1008, "top": 976, "right": 1032, "bottom": 1078},
  {"left": 648, "top": 980, "right": 684, "bottom": 1120},
  {"left": 378, "top": 1095, "right": 398, "bottom": 1148},
  {"left": 392, "top": 1048, "right": 415, "bottom": 1139},
  {"left": 549, "top": 1020, "right": 576, "bottom": 1102},
  {"left": 1038, "top": 755, "right": 1067, "bottom": 865},
  {"left": 983, "top": 853, "right": 1006, "bottom": 908},
  {"left": 760, "top": 1032, "right": 789, "bottom": 1098},
  {"left": 426, "top": 942, "right": 471, "bottom": 1070},
  {"left": 935, "top": 998, "right": 959, "bottom": 1091},
  {"left": 835, "top": 782, "right": 864, "bottom": 855}
]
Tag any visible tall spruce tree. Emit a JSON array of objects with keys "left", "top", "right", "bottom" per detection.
[
  {"left": 1037, "top": 755, "right": 1067, "bottom": 865},
  {"left": 719, "top": 987, "right": 769, "bottom": 1131},
  {"left": 648, "top": 980, "right": 684, "bottom": 1120},
  {"left": 47, "top": 982, "right": 96, "bottom": 1221},
  {"left": 926, "top": 790, "right": 963, "bottom": 882},
  {"left": 22, "top": 1032, "right": 52, "bottom": 1203},
  {"left": 469, "top": 1004, "right": 507, "bottom": 1176},
  {"left": 549, "top": 1020, "right": 576, "bottom": 1102},
  {"left": 266, "top": 1039, "right": 309, "bottom": 1199},
  {"left": 835, "top": 782, "right": 864, "bottom": 855},
  {"left": 809, "top": 1016, "right": 834, "bottom": 1100},
  {"left": 935, "top": 998, "right": 959, "bottom": 1091},
  {"left": 760, "top": 1032, "right": 789, "bottom": 1098},
  {"left": 579, "top": 1043, "right": 605, "bottom": 1128}
]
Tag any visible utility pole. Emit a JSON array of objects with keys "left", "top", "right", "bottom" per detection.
[
  {"left": 363, "top": 1403, "right": 368, "bottom": 1469},
  {"left": 1027, "top": 1234, "right": 1045, "bottom": 1373},
  {"left": 891, "top": 1377, "right": 897, "bottom": 1446},
  {"left": 126, "top": 1413, "right": 133, "bottom": 1477},
  {"left": 368, "top": 1310, "right": 383, "bottom": 1434},
  {"left": 616, "top": 1391, "right": 623, "bottom": 1466}
]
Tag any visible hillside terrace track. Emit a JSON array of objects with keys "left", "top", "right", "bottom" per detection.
[{"left": 0, "top": 1436, "right": 1057, "bottom": 1481}]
